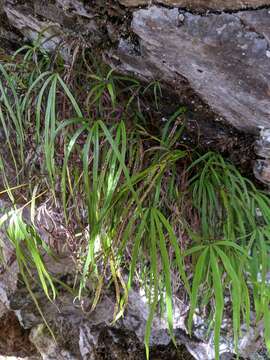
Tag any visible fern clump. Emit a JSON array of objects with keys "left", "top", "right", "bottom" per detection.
[{"left": 0, "top": 43, "right": 270, "bottom": 360}]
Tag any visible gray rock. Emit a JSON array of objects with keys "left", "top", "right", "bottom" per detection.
[
  {"left": 3, "top": 0, "right": 101, "bottom": 55},
  {"left": 1, "top": 2, "right": 270, "bottom": 358},
  {"left": 2, "top": 1, "right": 270, "bottom": 133},
  {"left": 30, "top": 325, "right": 77, "bottom": 360},
  {"left": 253, "top": 127, "right": 270, "bottom": 184},
  {"left": 119, "top": 0, "right": 270, "bottom": 11},
  {"left": 109, "top": 6, "right": 270, "bottom": 133}
]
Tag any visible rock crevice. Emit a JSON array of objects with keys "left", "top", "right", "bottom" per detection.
[
  {"left": 1, "top": 0, "right": 270, "bottom": 133},
  {"left": 119, "top": 0, "right": 270, "bottom": 12}
]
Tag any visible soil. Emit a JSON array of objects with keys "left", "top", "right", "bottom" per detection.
[
  {"left": 0, "top": 311, "right": 38, "bottom": 358},
  {"left": 139, "top": 84, "right": 257, "bottom": 179},
  {"left": 95, "top": 328, "right": 194, "bottom": 360}
]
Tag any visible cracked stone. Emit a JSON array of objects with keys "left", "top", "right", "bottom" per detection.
[
  {"left": 109, "top": 6, "right": 270, "bottom": 132},
  {"left": 119, "top": 0, "right": 270, "bottom": 11}
]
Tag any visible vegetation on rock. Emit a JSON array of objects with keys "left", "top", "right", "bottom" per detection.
[{"left": 0, "top": 41, "right": 270, "bottom": 359}]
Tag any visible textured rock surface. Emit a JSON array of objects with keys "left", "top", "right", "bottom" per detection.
[
  {"left": 0, "top": 273, "right": 268, "bottom": 359},
  {"left": 0, "top": 1, "right": 21, "bottom": 52},
  {"left": 119, "top": 0, "right": 270, "bottom": 10},
  {"left": 109, "top": 6, "right": 270, "bottom": 132},
  {"left": 2, "top": 0, "right": 270, "bottom": 133},
  {"left": 1, "top": 2, "right": 270, "bottom": 356},
  {"left": 3, "top": 0, "right": 101, "bottom": 51},
  {"left": 253, "top": 127, "right": 270, "bottom": 184}
]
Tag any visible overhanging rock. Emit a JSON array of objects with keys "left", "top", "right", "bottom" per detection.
[
  {"left": 109, "top": 6, "right": 270, "bottom": 132},
  {"left": 1, "top": 0, "right": 270, "bottom": 133}
]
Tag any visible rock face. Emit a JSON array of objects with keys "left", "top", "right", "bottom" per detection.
[
  {"left": 110, "top": 6, "right": 270, "bottom": 132},
  {"left": 0, "top": 263, "right": 268, "bottom": 359},
  {"left": 119, "top": 0, "right": 270, "bottom": 11},
  {"left": 1, "top": 1, "right": 270, "bottom": 133},
  {"left": 1, "top": 2, "right": 270, "bottom": 357}
]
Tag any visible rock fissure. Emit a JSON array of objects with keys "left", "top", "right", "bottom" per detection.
[
  {"left": 120, "top": 2, "right": 270, "bottom": 16},
  {"left": 119, "top": 0, "right": 270, "bottom": 12},
  {"left": 0, "top": 0, "right": 269, "bottom": 169}
]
